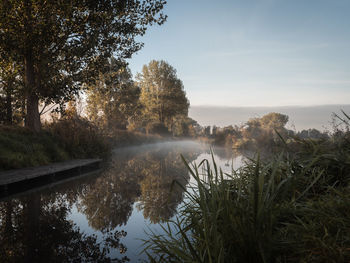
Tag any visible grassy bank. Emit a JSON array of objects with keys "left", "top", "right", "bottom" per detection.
[
  {"left": 144, "top": 120, "right": 350, "bottom": 262},
  {"left": 0, "top": 125, "right": 69, "bottom": 170},
  {"left": 0, "top": 119, "right": 173, "bottom": 171},
  {"left": 0, "top": 119, "right": 110, "bottom": 170}
]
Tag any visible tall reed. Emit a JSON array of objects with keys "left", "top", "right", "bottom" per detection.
[{"left": 144, "top": 135, "right": 350, "bottom": 262}]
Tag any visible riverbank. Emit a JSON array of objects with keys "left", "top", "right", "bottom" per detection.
[{"left": 0, "top": 121, "right": 169, "bottom": 171}]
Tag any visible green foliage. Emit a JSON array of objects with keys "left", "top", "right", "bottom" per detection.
[
  {"left": 237, "top": 112, "right": 290, "bottom": 149},
  {"left": 0, "top": 125, "right": 68, "bottom": 170},
  {"left": 215, "top": 112, "right": 291, "bottom": 150},
  {"left": 144, "top": 123, "right": 350, "bottom": 262},
  {"left": 0, "top": 0, "right": 167, "bottom": 130},
  {"left": 0, "top": 59, "right": 23, "bottom": 125},
  {"left": 86, "top": 58, "right": 141, "bottom": 130},
  {"left": 146, "top": 122, "right": 171, "bottom": 136},
  {"left": 47, "top": 118, "right": 110, "bottom": 159},
  {"left": 213, "top": 125, "right": 240, "bottom": 147},
  {"left": 0, "top": 117, "right": 110, "bottom": 170},
  {"left": 137, "top": 60, "right": 189, "bottom": 130},
  {"left": 171, "top": 117, "right": 199, "bottom": 137}
]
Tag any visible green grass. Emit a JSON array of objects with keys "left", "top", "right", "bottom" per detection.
[
  {"left": 0, "top": 125, "right": 69, "bottom": 170},
  {"left": 0, "top": 119, "right": 112, "bottom": 170}
]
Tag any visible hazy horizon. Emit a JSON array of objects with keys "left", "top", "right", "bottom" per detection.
[{"left": 189, "top": 104, "right": 350, "bottom": 131}]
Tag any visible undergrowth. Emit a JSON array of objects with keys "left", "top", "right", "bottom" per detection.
[
  {"left": 144, "top": 112, "right": 350, "bottom": 263},
  {"left": 0, "top": 125, "right": 69, "bottom": 170},
  {"left": 0, "top": 118, "right": 110, "bottom": 170}
]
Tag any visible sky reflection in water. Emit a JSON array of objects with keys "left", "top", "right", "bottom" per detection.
[{"left": 0, "top": 141, "right": 245, "bottom": 262}]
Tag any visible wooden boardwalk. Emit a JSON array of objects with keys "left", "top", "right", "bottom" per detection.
[{"left": 0, "top": 159, "right": 102, "bottom": 187}]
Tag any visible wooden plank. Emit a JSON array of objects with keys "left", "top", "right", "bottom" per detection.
[
  {"left": 0, "top": 159, "right": 102, "bottom": 186},
  {"left": 0, "top": 168, "right": 103, "bottom": 202}
]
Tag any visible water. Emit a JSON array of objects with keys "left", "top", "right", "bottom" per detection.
[{"left": 0, "top": 141, "right": 245, "bottom": 262}]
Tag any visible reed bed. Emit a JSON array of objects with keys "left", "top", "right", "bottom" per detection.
[{"left": 144, "top": 113, "right": 350, "bottom": 263}]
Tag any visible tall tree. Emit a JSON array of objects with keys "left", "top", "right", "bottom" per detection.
[
  {"left": 0, "top": 0, "right": 166, "bottom": 132},
  {"left": 0, "top": 58, "right": 23, "bottom": 125},
  {"left": 137, "top": 60, "right": 189, "bottom": 128},
  {"left": 86, "top": 58, "right": 140, "bottom": 130}
]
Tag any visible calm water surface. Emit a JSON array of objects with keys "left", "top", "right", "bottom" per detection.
[{"left": 0, "top": 141, "right": 245, "bottom": 262}]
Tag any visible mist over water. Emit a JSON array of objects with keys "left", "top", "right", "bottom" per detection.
[
  {"left": 0, "top": 141, "right": 243, "bottom": 262},
  {"left": 189, "top": 104, "right": 350, "bottom": 131}
]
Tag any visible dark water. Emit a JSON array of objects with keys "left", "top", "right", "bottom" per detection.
[{"left": 0, "top": 141, "right": 244, "bottom": 262}]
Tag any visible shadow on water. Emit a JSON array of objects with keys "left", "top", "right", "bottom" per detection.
[{"left": 0, "top": 140, "right": 245, "bottom": 262}]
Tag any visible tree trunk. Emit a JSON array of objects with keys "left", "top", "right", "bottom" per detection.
[
  {"left": 26, "top": 93, "right": 40, "bottom": 132},
  {"left": 5, "top": 85, "right": 12, "bottom": 125},
  {"left": 24, "top": 54, "right": 41, "bottom": 132}
]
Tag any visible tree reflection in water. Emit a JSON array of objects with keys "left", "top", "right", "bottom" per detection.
[
  {"left": 0, "top": 141, "right": 203, "bottom": 262},
  {"left": 0, "top": 193, "right": 129, "bottom": 263},
  {"left": 78, "top": 142, "right": 201, "bottom": 228},
  {"left": 137, "top": 149, "right": 192, "bottom": 223}
]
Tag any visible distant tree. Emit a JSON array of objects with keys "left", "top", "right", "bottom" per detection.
[
  {"left": 234, "top": 113, "right": 290, "bottom": 149},
  {"left": 212, "top": 125, "right": 218, "bottom": 137},
  {"left": 204, "top": 126, "right": 211, "bottom": 137},
  {"left": 86, "top": 58, "right": 140, "bottom": 130},
  {"left": 137, "top": 60, "right": 189, "bottom": 129},
  {"left": 213, "top": 125, "right": 240, "bottom": 146},
  {"left": 260, "top": 112, "right": 289, "bottom": 129},
  {"left": 297, "top": 129, "right": 328, "bottom": 139},
  {"left": 172, "top": 117, "right": 199, "bottom": 137},
  {"left": 0, "top": 1, "right": 166, "bottom": 132}
]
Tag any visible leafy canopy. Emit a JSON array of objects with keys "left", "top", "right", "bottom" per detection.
[{"left": 137, "top": 60, "right": 189, "bottom": 126}]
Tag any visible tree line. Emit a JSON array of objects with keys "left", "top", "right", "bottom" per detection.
[
  {"left": 0, "top": 0, "right": 167, "bottom": 132},
  {"left": 85, "top": 59, "right": 193, "bottom": 137}
]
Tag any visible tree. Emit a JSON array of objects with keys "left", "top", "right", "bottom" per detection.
[
  {"left": 172, "top": 116, "right": 199, "bottom": 137},
  {"left": 86, "top": 58, "right": 140, "bottom": 130},
  {"left": 0, "top": 58, "right": 23, "bottom": 125},
  {"left": 236, "top": 112, "right": 290, "bottom": 149},
  {"left": 137, "top": 60, "right": 189, "bottom": 129},
  {"left": 0, "top": 1, "right": 166, "bottom": 132},
  {"left": 260, "top": 112, "right": 289, "bottom": 129}
]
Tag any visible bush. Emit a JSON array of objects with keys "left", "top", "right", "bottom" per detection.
[
  {"left": 145, "top": 122, "right": 170, "bottom": 136},
  {"left": 47, "top": 118, "right": 110, "bottom": 159}
]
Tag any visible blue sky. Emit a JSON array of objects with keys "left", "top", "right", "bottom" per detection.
[{"left": 128, "top": 0, "right": 350, "bottom": 107}]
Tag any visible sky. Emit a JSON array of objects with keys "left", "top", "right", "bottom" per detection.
[{"left": 128, "top": 0, "right": 350, "bottom": 107}]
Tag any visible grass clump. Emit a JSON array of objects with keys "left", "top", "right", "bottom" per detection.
[
  {"left": 145, "top": 153, "right": 350, "bottom": 262},
  {"left": 144, "top": 114, "right": 350, "bottom": 262}
]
